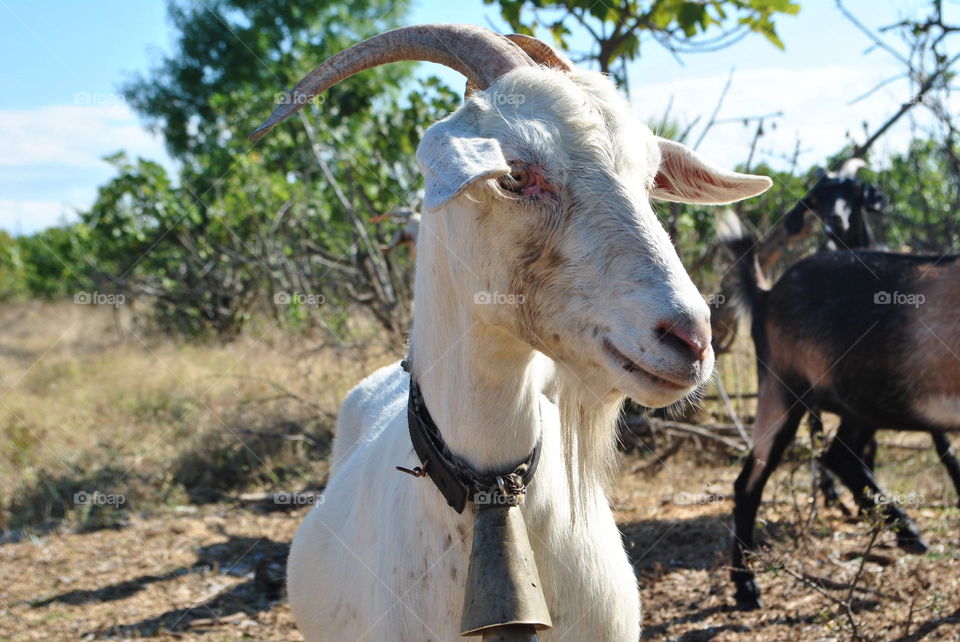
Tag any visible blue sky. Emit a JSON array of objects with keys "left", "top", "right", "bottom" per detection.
[{"left": 0, "top": 0, "right": 949, "bottom": 234}]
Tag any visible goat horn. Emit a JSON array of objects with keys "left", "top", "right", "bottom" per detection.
[
  {"left": 250, "top": 24, "right": 535, "bottom": 141},
  {"left": 465, "top": 33, "right": 572, "bottom": 97},
  {"left": 505, "top": 34, "right": 573, "bottom": 71}
]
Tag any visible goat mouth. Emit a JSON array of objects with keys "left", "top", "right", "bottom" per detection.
[{"left": 601, "top": 339, "right": 690, "bottom": 391}]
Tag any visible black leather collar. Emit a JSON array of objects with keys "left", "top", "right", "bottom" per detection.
[{"left": 398, "top": 361, "right": 542, "bottom": 514}]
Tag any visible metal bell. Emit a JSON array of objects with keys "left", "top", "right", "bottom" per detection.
[{"left": 460, "top": 504, "right": 552, "bottom": 638}]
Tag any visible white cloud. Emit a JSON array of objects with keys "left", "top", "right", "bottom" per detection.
[
  {"left": 0, "top": 100, "right": 168, "bottom": 168},
  {"left": 0, "top": 64, "right": 947, "bottom": 236},
  {"left": 0, "top": 200, "right": 77, "bottom": 235},
  {"left": 0, "top": 101, "right": 172, "bottom": 234}
]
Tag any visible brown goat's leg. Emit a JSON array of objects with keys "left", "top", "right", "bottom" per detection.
[
  {"left": 732, "top": 381, "right": 805, "bottom": 611},
  {"left": 820, "top": 421, "right": 876, "bottom": 519},
  {"left": 822, "top": 422, "right": 927, "bottom": 553},
  {"left": 809, "top": 410, "right": 842, "bottom": 508},
  {"left": 930, "top": 431, "right": 960, "bottom": 508}
]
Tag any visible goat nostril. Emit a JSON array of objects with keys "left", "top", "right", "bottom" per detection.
[{"left": 655, "top": 319, "right": 709, "bottom": 361}]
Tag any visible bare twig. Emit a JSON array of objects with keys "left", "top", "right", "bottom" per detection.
[
  {"left": 847, "top": 72, "right": 910, "bottom": 105},
  {"left": 846, "top": 519, "right": 883, "bottom": 608},
  {"left": 206, "top": 373, "right": 335, "bottom": 420},
  {"left": 774, "top": 563, "right": 865, "bottom": 639},
  {"left": 693, "top": 68, "right": 735, "bottom": 151},
  {"left": 836, "top": 0, "right": 911, "bottom": 67},
  {"left": 715, "top": 378, "right": 751, "bottom": 447},
  {"left": 854, "top": 52, "right": 960, "bottom": 157}
]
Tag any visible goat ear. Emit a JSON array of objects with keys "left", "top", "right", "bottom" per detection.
[
  {"left": 416, "top": 114, "right": 511, "bottom": 212},
  {"left": 861, "top": 183, "right": 888, "bottom": 213},
  {"left": 651, "top": 138, "right": 773, "bottom": 205}
]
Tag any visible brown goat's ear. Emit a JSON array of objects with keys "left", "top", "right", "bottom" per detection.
[{"left": 651, "top": 138, "right": 772, "bottom": 205}]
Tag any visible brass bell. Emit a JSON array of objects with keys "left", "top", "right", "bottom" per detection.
[{"left": 460, "top": 504, "right": 552, "bottom": 638}]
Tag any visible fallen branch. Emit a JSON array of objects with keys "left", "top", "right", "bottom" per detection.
[
  {"left": 632, "top": 438, "right": 684, "bottom": 475},
  {"left": 699, "top": 392, "right": 758, "bottom": 401},
  {"left": 624, "top": 416, "right": 748, "bottom": 452}
]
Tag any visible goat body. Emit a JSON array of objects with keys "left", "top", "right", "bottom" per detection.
[
  {"left": 764, "top": 251, "right": 960, "bottom": 429},
  {"left": 762, "top": 165, "right": 960, "bottom": 514},
  {"left": 726, "top": 236, "right": 960, "bottom": 609},
  {"left": 292, "top": 361, "right": 641, "bottom": 640},
  {"left": 252, "top": 25, "right": 772, "bottom": 640}
]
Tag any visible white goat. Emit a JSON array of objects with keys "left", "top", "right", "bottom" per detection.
[{"left": 250, "top": 24, "right": 772, "bottom": 641}]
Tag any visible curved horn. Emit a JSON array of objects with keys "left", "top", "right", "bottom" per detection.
[
  {"left": 250, "top": 24, "right": 534, "bottom": 141},
  {"left": 505, "top": 34, "right": 573, "bottom": 71},
  {"left": 465, "top": 33, "right": 573, "bottom": 97}
]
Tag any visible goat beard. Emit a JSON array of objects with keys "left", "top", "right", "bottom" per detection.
[{"left": 552, "top": 367, "right": 623, "bottom": 520}]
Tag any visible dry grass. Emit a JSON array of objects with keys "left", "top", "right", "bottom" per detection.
[
  {"left": 0, "top": 301, "right": 397, "bottom": 532},
  {"left": 1, "top": 302, "right": 959, "bottom": 640}
]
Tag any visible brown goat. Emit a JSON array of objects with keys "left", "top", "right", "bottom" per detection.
[{"left": 723, "top": 221, "right": 960, "bottom": 610}]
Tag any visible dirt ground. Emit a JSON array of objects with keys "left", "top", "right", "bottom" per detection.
[
  {"left": 3, "top": 448, "right": 959, "bottom": 641},
  {"left": 2, "top": 303, "right": 959, "bottom": 640}
]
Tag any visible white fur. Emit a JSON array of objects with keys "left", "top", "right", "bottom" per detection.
[
  {"left": 288, "top": 65, "right": 770, "bottom": 641},
  {"left": 837, "top": 157, "right": 867, "bottom": 179}
]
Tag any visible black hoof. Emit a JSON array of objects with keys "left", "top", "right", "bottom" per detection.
[
  {"left": 896, "top": 532, "right": 928, "bottom": 554},
  {"left": 733, "top": 580, "right": 763, "bottom": 611},
  {"left": 735, "top": 593, "right": 763, "bottom": 611},
  {"left": 893, "top": 519, "right": 928, "bottom": 553}
]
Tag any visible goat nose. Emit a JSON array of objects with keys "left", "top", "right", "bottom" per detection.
[{"left": 655, "top": 316, "right": 710, "bottom": 361}]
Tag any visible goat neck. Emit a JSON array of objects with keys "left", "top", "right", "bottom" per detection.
[{"left": 407, "top": 211, "right": 545, "bottom": 475}]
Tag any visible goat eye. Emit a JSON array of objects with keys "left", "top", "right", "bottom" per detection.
[{"left": 498, "top": 163, "right": 535, "bottom": 193}]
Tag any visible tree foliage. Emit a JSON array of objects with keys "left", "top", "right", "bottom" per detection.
[
  {"left": 869, "top": 139, "right": 960, "bottom": 252},
  {"left": 486, "top": 0, "right": 799, "bottom": 87},
  {"left": 66, "top": 0, "right": 459, "bottom": 337},
  {"left": 6, "top": 0, "right": 960, "bottom": 346}
]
